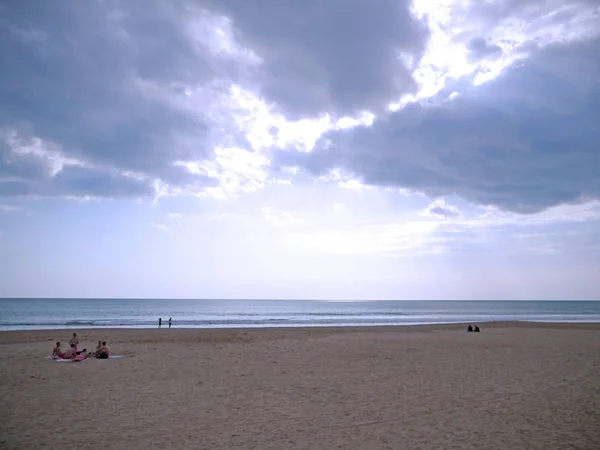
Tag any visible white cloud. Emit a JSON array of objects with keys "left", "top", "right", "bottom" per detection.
[
  {"left": 2, "top": 128, "right": 86, "bottom": 177},
  {"left": 168, "top": 212, "right": 182, "bottom": 219},
  {"left": 262, "top": 207, "right": 294, "bottom": 227},
  {"left": 318, "top": 169, "right": 373, "bottom": 193},
  {"left": 184, "top": 9, "right": 261, "bottom": 65},
  {"left": 333, "top": 202, "right": 346, "bottom": 213},
  {"left": 408, "top": 0, "right": 600, "bottom": 99},
  {"left": 339, "top": 179, "right": 371, "bottom": 192},
  {"left": 151, "top": 223, "right": 169, "bottom": 231},
  {"left": 285, "top": 220, "right": 443, "bottom": 256},
  {"left": 469, "top": 200, "right": 600, "bottom": 228},
  {"left": 0, "top": 204, "right": 20, "bottom": 212},
  {"left": 177, "top": 146, "right": 270, "bottom": 200},
  {"left": 279, "top": 197, "right": 600, "bottom": 258}
]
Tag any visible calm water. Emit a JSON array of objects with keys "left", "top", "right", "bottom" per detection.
[{"left": 1, "top": 299, "right": 600, "bottom": 331}]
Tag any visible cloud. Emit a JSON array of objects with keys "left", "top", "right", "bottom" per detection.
[
  {"left": 275, "top": 36, "right": 600, "bottom": 213},
  {"left": 168, "top": 212, "right": 182, "bottom": 219},
  {"left": 315, "top": 168, "right": 372, "bottom": 193},
  {"left": 2, "top": 0, "right": 599, "bottom": 209},
  {"left": 209, "top": 0, "right": 429, "bottom": 118},
  {"left": 0, "top": 204, "right": 20, "bottom": 212},
  {"left": 465, "top": 37, "right": 502, "bottom": 61},
  {"left": 333, "top": 202, "right": 346, "bottom": 213},
  {"left": 0, "top": 1, "right": 258, "bottom": 199},
  {"left": 404, "top": 0, "right": 600, "bottom": 100},
  {"left": 434, "top": 201, "right": 600, "bottom": 255},
  {"left": 150, "top": 222, "right": 169, "bottom": 231},
  {"left": 469, "top": 201, "right": 600, "bottom": 228},
  {"left": 285, "top": 220, "right": 443, "bottom": 256},
  {"left": 467, "top": 0, "right": 600, "bottom": 39},
  {"left": 262, "top": 207, "right": 294, "bottom": 227},
  {"left": 1, "top": 129, "right": 156, "bottom": 198},
  {"left": 286, "top": 200, "right": 600, "bottom": 257},
  {"left": 424, "top": 199, "right": 462, "bottom": 219},
  {"left": 2, "top": 1, "right": 360, "bottom": 200},
  {"left": 3, "top": 23, "right": 47, "bottom": 44},
  {"left": 182, "top": 146, "right": 269, "bottom": 200}
]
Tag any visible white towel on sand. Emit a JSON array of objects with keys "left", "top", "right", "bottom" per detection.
[{"left": 46, "top": 355, "right": 124, "bottom": 361}]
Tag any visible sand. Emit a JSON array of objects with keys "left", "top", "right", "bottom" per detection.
[{"left": 1, "top": 323, "right": 600, "bottom": 450}]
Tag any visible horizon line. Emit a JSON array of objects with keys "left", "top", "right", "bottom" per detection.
[{"left": 1, "top": 298, "right": 599, "bottom": 302}]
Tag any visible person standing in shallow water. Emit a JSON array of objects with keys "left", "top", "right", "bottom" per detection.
[
  {"left": 168, "top": 317, "right": 172, "bottom": 329},
  {"left": 158, "top": 318, "right": 162, "bottom": 328}
]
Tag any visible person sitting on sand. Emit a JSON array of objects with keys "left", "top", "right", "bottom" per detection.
[
  {"left": 69, "top": 333, "right": 79, "bottom": 352},
  {"left": 73, "top": 349, "right": 89, "bottom": 362},
  {"left": 52, "top": 342, "right": 65, "bottom": 359},
  {"left": 63, "top": 344, "right": 76, "bottom": 359},
  {"left": 467, "top": 324, "right": 473, "bottom": 332},
  {"left": 97, "top": 341, "right": 110, "bottom": 359},
  {"left": 474, "top": 325, "right": 480, "bottom": 332},
  {"left": 94, "top": 340, "right": 102, "bottom": 356}
]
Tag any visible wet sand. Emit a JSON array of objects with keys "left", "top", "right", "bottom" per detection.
[{"left": 1, "top": 323, "right": 600, "bottom": 449}]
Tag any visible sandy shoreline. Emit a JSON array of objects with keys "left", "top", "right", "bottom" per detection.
[{"left": 2, "top": 323, "right": 600, "bottom": 449}]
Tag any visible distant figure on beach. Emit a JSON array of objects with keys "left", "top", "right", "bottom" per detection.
[
  {"left": 97, "top": 341, "right": 110, "bottom": 359},
  {"left": 168, "top": 317, "right": 172, "bottom": 329},
  {"left": 474, "top": 325, "right": 480, "bottom": 332},
  {"left": 158, "top": 318, "right": 162, "bottom": 328},
  {"left": 52, "top": 342, "right": 65, "bottom": 358},
  {"left": 69, "top": 333, "right": 79, "bottom": 351},
  {"left": 467, "top": 324, "right": 473, "bottom": 332}
]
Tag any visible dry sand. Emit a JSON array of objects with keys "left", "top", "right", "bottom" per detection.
[{"left": 1, "top": 323, "right": 600, "bottom": 449}]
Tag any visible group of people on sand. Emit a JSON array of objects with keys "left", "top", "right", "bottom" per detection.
[
  {"left": 467, "top": 324, "right": 480, "bottom": 333},
  {"left": 51, "top": 332, "right": 111, "bottom": 361}
]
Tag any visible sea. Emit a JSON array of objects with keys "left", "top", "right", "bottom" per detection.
[{"left": 1, "top": 299, "right": 600, "bottom": 331}]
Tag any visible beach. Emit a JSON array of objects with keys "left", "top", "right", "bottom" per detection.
[{"left": 1, "top": 323, "right": 600, "bottom": 449}]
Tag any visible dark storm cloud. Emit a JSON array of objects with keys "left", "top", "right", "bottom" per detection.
[
  {"left": 0, "top": 0, "right": 433, "bottom": 198},
  {"left": 0, "top": 0, "right": 219, "bottom": 198},
  {"left": 274, "top": 38, "right": 600, "bottom": 213},
  {"left": 206, "top": 0, "right": 430, "bottom": 118}
]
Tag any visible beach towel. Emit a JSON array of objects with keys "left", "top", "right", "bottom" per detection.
[{"left": 45, "top": 355, "right": 124, "bottom": 362}]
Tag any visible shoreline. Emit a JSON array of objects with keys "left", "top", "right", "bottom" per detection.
[
  {"left": 2, "top": 321, "right": 600, "bottom": 343},
  {"left": 3, "top": 320, "right": 600, "bottom": 332}
]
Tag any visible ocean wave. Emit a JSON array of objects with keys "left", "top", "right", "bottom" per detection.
[
  {"left": 2, "top": 314, "right": 600, "bottom": 330},
  {"left": 213, "top": 312, "right": 411, "bottom": 317},
  {"left": 64, "top": 320, "right": 97, "bottom": 326}
]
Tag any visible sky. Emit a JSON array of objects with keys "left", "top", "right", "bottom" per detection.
[{"left": 1, "top": 0, "right": 599, "bottom": 300}]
